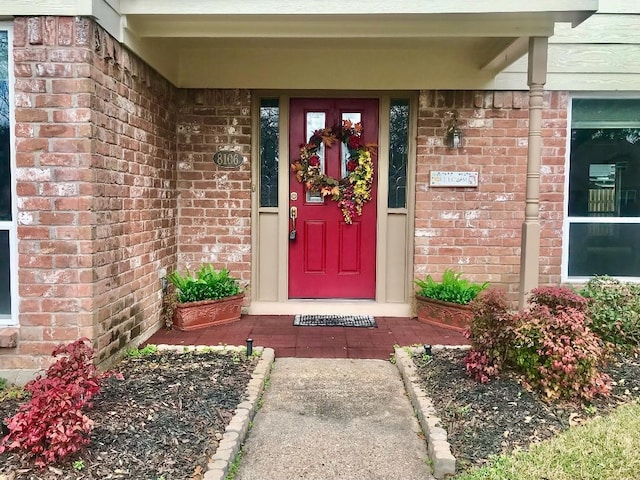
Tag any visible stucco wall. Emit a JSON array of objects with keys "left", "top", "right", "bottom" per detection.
[{"left": 414, "top": 90, "right": 566, "bottom": 303}]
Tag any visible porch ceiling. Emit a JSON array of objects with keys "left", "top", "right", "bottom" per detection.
[{"left": 2, "top": 0, "right": 599, "bottom": 89}]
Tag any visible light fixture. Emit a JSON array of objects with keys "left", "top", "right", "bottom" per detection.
[{"left": 446, "top": 112, "right": 463, "bottom": 148}]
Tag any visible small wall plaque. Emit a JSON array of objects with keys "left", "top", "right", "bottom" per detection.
[
  {"left": 430, "top": 171, "right": 479, "bottom": 187},
  {"left": 213, "top": 150, "right": 243, "bottom": 169}
]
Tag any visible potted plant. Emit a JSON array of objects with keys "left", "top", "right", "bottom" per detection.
[
  {"left": 414, "top": 269, "right": 488, "bottom": 332},
  {"left": 167, "top": 265, "right": 245, "bottom": 331}
]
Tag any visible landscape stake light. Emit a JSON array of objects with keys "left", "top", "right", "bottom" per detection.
[
  {"left": 246, "top": 338, "right": 253, "bottom": 356},
  {"left": 424, "top": 344, "right": 432, "bottom": 356}
]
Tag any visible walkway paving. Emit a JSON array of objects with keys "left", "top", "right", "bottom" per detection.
[
  {"left": 147, "top": 315, "right": 467, "bottom": 359},
  {"left": 235, "top": 358, "right": 435, "bottom": 480}
]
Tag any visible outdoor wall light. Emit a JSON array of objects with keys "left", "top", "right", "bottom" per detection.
[{"left": 446, "top": 113, "right": 463, "bottom": 148}]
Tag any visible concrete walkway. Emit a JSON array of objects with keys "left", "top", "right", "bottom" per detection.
[{"left": 236, "top": 358, "right": 435, "bottom": 480}]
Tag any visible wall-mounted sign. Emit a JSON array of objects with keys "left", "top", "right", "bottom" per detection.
[
  {"left": 430, "top": 171, "right": 479, "bottom": 187},
  {"left": 213, "top": 150, "right": 243, "bottom": 169}
]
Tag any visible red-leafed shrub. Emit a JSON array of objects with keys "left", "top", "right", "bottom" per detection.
[
  {"left": 529, "top": 285, "right": 588, "bottom": 312},
  {"left": 0, "top": 339, "right": 114, "bottom": 466},
  {"left": 511, "top": 297, "right": 610, "bottom": 401},
  {"left": 464, "top": 285, "right": 611, "bottom": 401},
  {"left": 464, "top": 289, "right": 516, "bottom": 383}
]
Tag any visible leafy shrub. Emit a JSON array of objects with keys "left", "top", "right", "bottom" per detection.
[
  {"left": 167, "top": 265, "right": 242, "bottom": 303},
  {"left": 415, "top": 269, "right": 488, "bottom": 305},
  {"left": 464, "top": 289, "right": 515, "bottom": 383},
  {"left": 464, "top": 285, "right": 611, "bottom": 401},
  {"left": 580, "top": 276, "right": 640, "bottom": 349},
  {"left": 529, "top": 285, "right": 587, "bottom": 311},
  {"left": 0, "top": 339, "right": 115, "bottom": 466},
  {"left": 511, "top": 300, "right": 610, "bottom": 401}
]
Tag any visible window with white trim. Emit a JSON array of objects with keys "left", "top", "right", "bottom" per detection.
[
  {"left": 0, "top": 25, "right": 16, "bottom": 325},
  {"left": 565, "top": 98, "right": 640, "bottom": 280}
]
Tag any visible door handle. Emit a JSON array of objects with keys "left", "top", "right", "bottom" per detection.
[{"left": 289, "top": 206, "right": 297, "bottom": 240}]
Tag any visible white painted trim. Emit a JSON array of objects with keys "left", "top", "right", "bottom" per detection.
[
  {"left": 0, "top": 0, "right": 93, "bottom": 16},
  {"left": 119, "top": 0, "right": 597, "bottom": 16},
  {"left": 248, "top": 300, "right": 411, "bottom": 317},
  {"left": 562, "top": 92, "right": 640, "bottom": 283},
  {"left": 0, "top": 23, "right": 17, "bottom": 326}
]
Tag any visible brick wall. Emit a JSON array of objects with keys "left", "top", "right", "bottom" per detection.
[
  {"left": 415, "top": 90, "right": 567, "bottom": 302},
  {"left": 3, "top": 17, "right": 177, "bottom": 372},
  {"left": 175, "top": 90, "right": 252, "bottom": 285},
  {"left": 90, "top": 26, "right": 177, "bottom": 363}
]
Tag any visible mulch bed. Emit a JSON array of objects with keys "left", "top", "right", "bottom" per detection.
[
  {"left": 0, "top": 349, "right": 257, "bottom": 480},
  {"left": 414, "top": 348, "right": 640, "bottom": 472}
]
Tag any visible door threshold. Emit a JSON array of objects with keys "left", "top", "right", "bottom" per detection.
[{"left": 248, "top": 301, "right": 411, "bottom": 317}]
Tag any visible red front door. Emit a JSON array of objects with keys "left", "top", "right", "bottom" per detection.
[{"left": 288, "top": 98, "right": 378, "bottom": 299}]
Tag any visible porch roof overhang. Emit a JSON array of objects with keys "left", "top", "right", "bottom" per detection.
[{"left": 1, "top": 1, "right": 598, "bottom": 88}]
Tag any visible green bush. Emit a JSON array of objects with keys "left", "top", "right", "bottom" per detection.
[
  {"left": 580, "top": 276, "right": 640, "bottom": 349},
  {"left": 167, "top": 265, "right": 241, "bottom": 303},
  {"left": 414, "top": 269, "right": 488, "bottom": 305}
]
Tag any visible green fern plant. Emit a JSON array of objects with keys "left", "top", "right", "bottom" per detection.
[
  {"left": 167, "top": 265, "right": 242, "bottom": 303},
  {"left": 414, "top": 269, "right": 488, "bottom": 305}
]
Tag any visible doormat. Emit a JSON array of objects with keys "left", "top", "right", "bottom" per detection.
[{"left": 293, "top": 314, "right": 376, "bottom": 328}]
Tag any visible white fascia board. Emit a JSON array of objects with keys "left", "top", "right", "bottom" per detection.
[
  {"left": 128, "top": 15, "right": 555, "bottom": 39},
  {"left": 0, "top": 0, "right": 94, "bottom": 16},
  {"left": 119, "top": 0, "right": 598, "bottom": 17}
]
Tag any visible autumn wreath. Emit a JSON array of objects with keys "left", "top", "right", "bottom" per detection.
[{"left": 291, "top": 120, "right": 376, "bottom": 224}]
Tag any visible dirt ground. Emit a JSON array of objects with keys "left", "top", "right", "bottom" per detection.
[
  {"left": 0, "top": 350, "right": 256, "bottom": 480},
  {"left": 414, "top": 348, "right": 640, "bottom": 471}
]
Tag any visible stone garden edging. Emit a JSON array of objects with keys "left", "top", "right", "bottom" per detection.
[
  {"left": 155, "top": 344, "right": 275, "bottom": 480},
  {"left": 394, "top": 345, "right": 470, "bottom": 480}
]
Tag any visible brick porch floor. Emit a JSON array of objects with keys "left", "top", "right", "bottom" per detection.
[{"left": 146, "top": 315, "right": 469, "bottom": 359}]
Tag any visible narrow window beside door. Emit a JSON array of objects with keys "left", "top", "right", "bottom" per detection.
[
  {"left": 389, "top": 99, "right": 409, "bottom": 209},
  {"left": 259, "top": 99, "right": 279, "bottom": 207},
  {"left": 0, "top": 27, "right": 14, "bottom": 323}
]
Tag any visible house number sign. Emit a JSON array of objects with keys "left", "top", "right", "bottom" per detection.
[
  {"left": 213, "top": 150, "right": 243, "bottom": 169},
  {"left": 430, "top": 171, "right": 479, "bottom": 187}
]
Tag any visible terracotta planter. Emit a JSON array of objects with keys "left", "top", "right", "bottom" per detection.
[
  {"left": 416, "top": 295, "right": 473, "bottom": 333},
  {"left": 173, "top": 293, "right": 244, "bottom": 331}
]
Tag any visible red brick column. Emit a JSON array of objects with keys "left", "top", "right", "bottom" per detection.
[
  {"left": 5, "top": 17, "right": 177, "bottom": 372},
  {"left": 10, "top": 17, "right": 96, "bottom": 372}
]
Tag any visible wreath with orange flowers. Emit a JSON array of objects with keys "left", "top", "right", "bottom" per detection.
[{"left": 290, "top": 120, "right": 376, "bottom": 224}]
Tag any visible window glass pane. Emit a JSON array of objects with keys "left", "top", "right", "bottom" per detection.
[
  {"left": 259, "top": 99, "right": 279, "bottom": 208},
  {"left": 0, "top": 230, "right": 9, "bottom": 315},
  {"left": 389, "top": 99, "right": 409, "bottom": 208},
  {"left": 572, "top": 98, "right": 640, "bottom": 128},
  {"left": 568, "top": 223, "right": 640, "bottom": 277},
  {"left": 568, "top": 127, "right": 640, "bottom": 217},
  {"left": 305, "top": 112, "right": 326, "bottom": 203},
  {"left": 0, "top": 30, "right": 10, "bottom": 221},
  {"left": 341, "top": 112, "right": 361, "bottom": 177}
]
